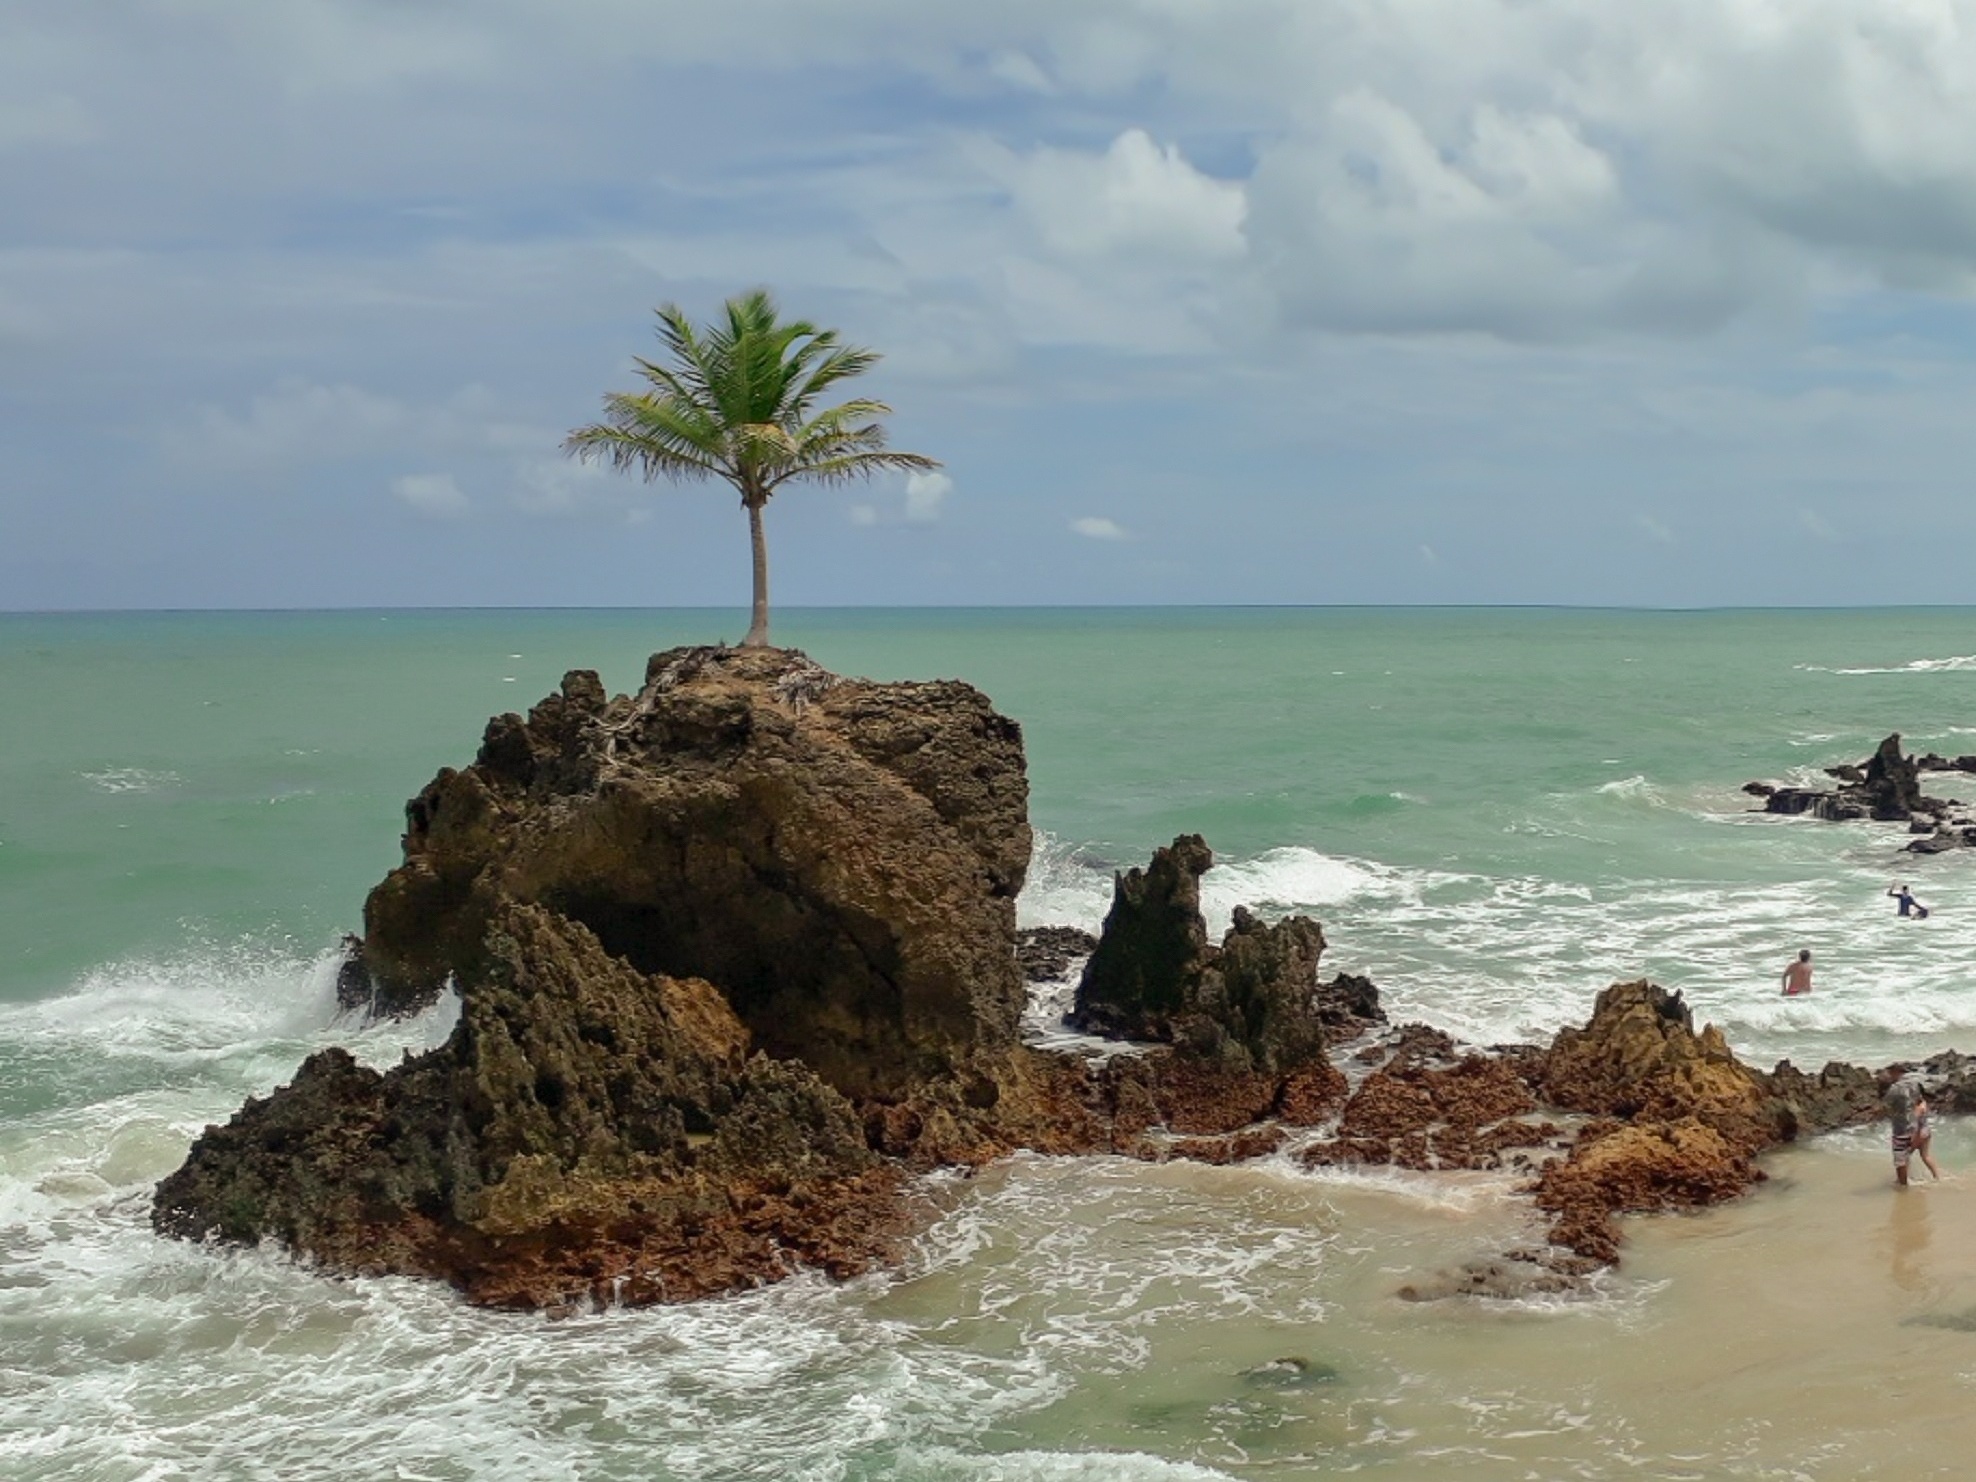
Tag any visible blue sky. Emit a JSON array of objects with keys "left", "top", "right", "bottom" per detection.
[{"left": 8, "top": 0, "right": 1976, "bottom": 610}]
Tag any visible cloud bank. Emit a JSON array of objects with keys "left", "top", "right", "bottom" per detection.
[{"left": 7, "top": 1, "right": 1976, "bottom": 608}]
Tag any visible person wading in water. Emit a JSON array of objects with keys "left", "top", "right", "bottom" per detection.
[
  {"left": 1781, "top": 949, "right": 1814, "bottom": 997},
  {"left": 1889, "top": 883, "right": 1931, "bottom": 920}
]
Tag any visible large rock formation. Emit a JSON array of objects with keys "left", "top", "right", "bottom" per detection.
[
  {"left": 156, "top": 901, "right": 903, "bottom": 1306},
  {"left": 157, "top": 648, "right": 1040, "bottom": 1306},
  {"left": 357, "top": 646, "right": 1031, "bottom": 1101},
  {"left": 155, "top": 654, "right": 1971, "bottom": 1310}
]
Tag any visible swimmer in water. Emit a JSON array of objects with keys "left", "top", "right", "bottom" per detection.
[
  {"left": 1889, "top": 883, "right": 1931, "bottom": 920},
  {"left": 1781, "top": 949, "right": 1813, "bottom": 997}
]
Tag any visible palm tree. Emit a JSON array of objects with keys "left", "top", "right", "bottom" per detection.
[{"left": 564, "top": 288, "right": 940, "bottom": 648}]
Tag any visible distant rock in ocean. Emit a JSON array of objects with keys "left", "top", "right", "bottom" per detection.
[
  {"left": 1746, "top": 732, "right": 1976, "bottom": 852},
  {"left": 151, "top": 651, "right": 1976, "bottom": 1310}
]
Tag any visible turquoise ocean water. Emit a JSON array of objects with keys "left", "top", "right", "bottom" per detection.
[{"left": 7, "top": 607, "right": 1976, "bottom": 1479}]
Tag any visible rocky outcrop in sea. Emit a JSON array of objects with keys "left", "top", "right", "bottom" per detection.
[
  {"left": 152, "top": 650, "right": 1971, "bottom": 1309},
  {"left": 1745, "top": 732, "right": 1976, "bottom": 852}
]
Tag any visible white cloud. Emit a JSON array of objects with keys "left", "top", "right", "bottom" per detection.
[
  {"left": 26, "top": 0, "right": 1976, "bottom": 610},
  {"left": 1072, "top": 515, "right": 1129, "bottom": 540},
  {"left": 512, "top": 457, "right": 615, "bottom": 517},
  {"left": 904, "top": 470, "right": 952, "bottom": 522},
  {"left": 848, "top": 503, "right": 879, "bottom": 526},
  {"left": 165, "top": 378, "right": 543, "bottom": 475},
  {"left": 986, "top": 49, "right": 1054, "bottom": 94},
  {"left": 987, "top": 128, "right": 1246, "bottom": 264},
  {"left": 391, "top": 471, "right": 469, "bottom": 518},
  {"left": 178, "top": 380, "right": 411, "bottom": 472}
]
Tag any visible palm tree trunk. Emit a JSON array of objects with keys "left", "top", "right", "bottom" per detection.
[{"left": 742, "top": 496, "right": 771, "bottom": 647}]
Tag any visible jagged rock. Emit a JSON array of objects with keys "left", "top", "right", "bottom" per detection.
[
  {"left": 1540, "top": 982, "right": 1777, "bottom": 1146},
  {"left": 358, "top": 647, "right": 1032, "bottom": 1102},
  {"left": 1070, "top": 834, "right": 1214, "bottom": 1038},
  {"left": 1015, "top": 925, "right": 1098, "bottom": 983},
  {"left": 1070, "top": 836, "right": 1385, "bottom": 1073},
  {"left": 1275, "top": 1060, "right": 1350, "bottom": 1124},
  {"left": 1754, "top": 733, "right": 1959, "bottom": 835},
  {"left": 1762, "top": 788, "right": 1868, "bottom": 821},
  {"left": 332, "top": 933, "right": 371, "bottom": 1013},
  {"left": 1523, "top": 981, "right": 1831, "bottom": 1261},
  {"left": 1863, "top": 734, "right": 1927, "bottom": 818},
  {"left": 158, "top": 650, "right": 1976, "bottom": 1311},
  {"left": 1301, "top": 1050, "right": 1561, "bottom": 1173},
  {"left": 1139, "top": 1126, "right": 1289, "bottom": 1166},
  {"left": 154, "top": 903, "right": 906, "bottom": 1307},
  {"left": 156, "top": 649, "right": 1040, "bottom": 1307},
  {"left": 1534, "top": 1117, "right": 1760, "bottom": 1264}
]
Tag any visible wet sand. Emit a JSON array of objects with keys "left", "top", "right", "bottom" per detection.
[{"left": 870, "top": 1121, "right": 1976, "bottom": 1479}]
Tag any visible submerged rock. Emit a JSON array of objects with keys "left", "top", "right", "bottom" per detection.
[
  {"left": 1240, "top": 1356, "right": 1341, "bottom": 1389},
  {"left": 1015, "top": 925, "right": 1099, "bottom": 983}
]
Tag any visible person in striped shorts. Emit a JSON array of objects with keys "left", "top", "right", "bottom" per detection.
[{"left": 1887, "top": 1079, "right": 1943, "bottom": 1187}]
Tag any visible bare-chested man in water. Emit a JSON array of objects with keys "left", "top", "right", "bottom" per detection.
[{"left": 1782, "top": 949, "right": 1813, "bottom": 996}]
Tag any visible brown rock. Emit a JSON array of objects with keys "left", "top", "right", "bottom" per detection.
[
  {"left": 359, "top": 647, "right": 1032, "bottom": 1102},
  {"left": 1071, "top": 837, "right": 1385, "bottom": 1074},
  {"left": 1540, "top": 981, "right": 1776, "bottom": 1150},
  {"left": 1016, "top": 925, "right": 1098, "bottom": 983},
  {"left": 1275, "top": 1061, "right": 1350, "bottom": 1124},
  {"left": 153, "top": 903, "right": 902, "bottom": 1307},
  {"left": 1303, "top": 1051, "right": 1551, "bottom": 1172},
  {"left": 1534, "top": 1117, "right": 1762, "bottom": 1263}
]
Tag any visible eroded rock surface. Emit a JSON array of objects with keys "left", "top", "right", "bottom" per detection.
[
  {"left": 1749, "top": 733, "right": 1976, "bottom": 852},
  {"left": 155, "top": 902, "right": 904, "bottom": 1307},
  {"left": 357, "top": 646, "right": 1032, "bottom": 1101},
  {"left": 1070, "top": 834, "right": 1386, "bottom": 1073},
  {"left": 156, "top": 655, "right": 1961, "bottom": 1311}
]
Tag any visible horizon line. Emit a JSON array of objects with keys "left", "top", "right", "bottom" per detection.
[{"left": 7, "top": 601, "right": 1976, "bottom": 618}]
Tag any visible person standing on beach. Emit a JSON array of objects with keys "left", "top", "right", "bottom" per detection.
[
  {"left": 1781, "top": 950, "right": 1813, "bottom": 996},
  {"left": 1886, "top": 1079, "right": 1934, "bottom": 1187},
  {"left": 1912, "top": 1092, "right": 1943, "bottom": 1182}
]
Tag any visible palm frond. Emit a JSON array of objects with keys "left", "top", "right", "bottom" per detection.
[
  {"left": 564, "top": 389, "right": 733, "bottom": 482},
  {"left": 772, "top": 448, "right": 942, "bottom": 489},
  {"left": 563, "top": 423, "right": 725, "bottom": 482},
  {"left": 794, "top": 400, "right": 896, "bottom": 444},
  {"left": 629, "top": 355, "right": 714, "bottom": 412},
  {"left": 568, "top": 287, "right": 941, "bottom": 646},
  {"left": 786, "top": 346, "right": 882, "bottom": 417}
]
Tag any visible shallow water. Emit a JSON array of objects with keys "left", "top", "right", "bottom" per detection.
[
  {"left": 9, "top": 606, "right": 1976, "bottom": 1477},
  {"left": 9, "top": 1101, "right": 1969, "bottom": 1480}
]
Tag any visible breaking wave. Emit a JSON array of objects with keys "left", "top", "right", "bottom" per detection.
[{"left": 1796, "top": 655, "right": 1976, "bottom": 676}]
